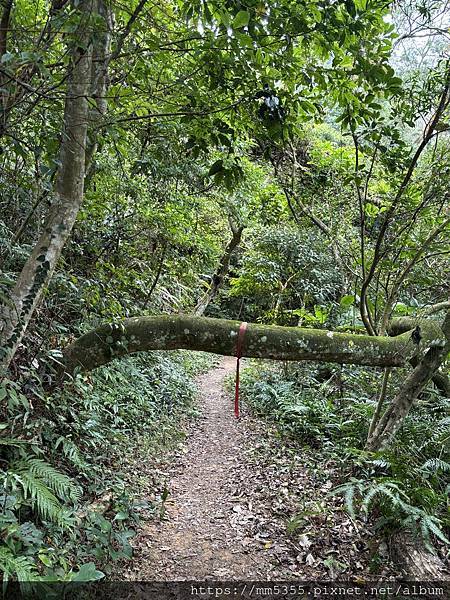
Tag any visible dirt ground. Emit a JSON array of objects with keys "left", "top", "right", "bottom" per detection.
[{"left": 122, "top": 356, "right": 396, "bottom": 581}]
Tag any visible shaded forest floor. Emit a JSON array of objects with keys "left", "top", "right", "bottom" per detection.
[{"left": 120, "top": 357, "right": 397, "bottom": 580}]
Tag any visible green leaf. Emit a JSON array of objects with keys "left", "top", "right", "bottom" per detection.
[
  {"left": 340, "top": 55, "right": 353, "bottom": 69},
  {"left": 208, "top": 159, "right": 224, "bottom": 176},
  {"left": 219, "top": 10, "right": 231, "bottom": 28},
  {"left": 340, "top": 295, "right": 355, "bottom": 308},
  {"left": 72, "top": 562, "right": 105, "bottom": 582},
  {"left": 353, "top": 0, "right": 367, "bottom": 10},
  {"left": 232, "top": 10, "right": 250, "bottom": 28}
]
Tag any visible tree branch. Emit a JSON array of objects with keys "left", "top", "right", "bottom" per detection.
[{"left": 60, "top": 315, "right": 445, "bottom": 375}]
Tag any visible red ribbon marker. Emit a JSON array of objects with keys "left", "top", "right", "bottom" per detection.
[{"left": 234, "top": 322, "right": 248, "bottom": 419}]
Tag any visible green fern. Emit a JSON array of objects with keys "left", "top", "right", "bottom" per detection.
[
  {"left": 0, "top": 547, "right": 39, "bottom": 588},
  {"left": 9, "top": 457, "right": 81, "bottom": 526},
  {"left": 54, "top": 436, "right": 89, "bottom": 471},
  {"left": 420, "top": 458, "right": 450, "bottom": 473},
  {"left": 329, "top": 478, "right": 364, "bottom": 518},
  {"left": 0, "top": 438, "right": 31, "bottom": 446},
  {"left": 361, "top": 481, "right": 407, "bottom": 513},
  {"left": 16, "top": 458, "right": 81, "bottom": 502},
  {"left": 420, "top": 514, "right": 450, "bottom": 547},
  {"left": 13, "top": 471, "right": 73, "bottom": 526},
  {"left": 370, "top": 458, "right": 391, "bottom": 470},
  {"left": 403, "top": 511, "right": 450, "bottom": 552},
  {"left": 331, "top": 477, "right": 450, "bottom": 551}
]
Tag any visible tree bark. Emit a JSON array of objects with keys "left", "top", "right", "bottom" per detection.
[
  {"left": 84, "top": 0, "right": 113, "bottom": 181},
  {"left": 366, "top": 312, "right": 449, "bottom": 451},
  {"left": 0, "top": 0, "right": 14, "bottom": 132},
  {"left": 409, "top": 354, "right": 450, "bottom": 398},
  {"left": 195, "top": 218, "right": 245, "bottom": 316},
  {"left": 0, "top": 0, "right": 13, "bottom": 60},
  {"left": 388, "top": 318, "right": 450, "bottom": 397},
  {"left": 367, "top": 367, "right": 391, "bottom": 440},
  {"left": 389, "top": 531, "right": 450, "bottom": 580},
  {"left": 0, "top": 0, "right": 97, "bottom": 373},
  {"left": 61, "top": 314, "right": 439, "bottom": 375}
]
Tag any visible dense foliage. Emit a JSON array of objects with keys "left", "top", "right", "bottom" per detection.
[
  {"left": 239, "top": 361, "right": 449, "bottom": 562},
  {"left": 0, "top": 0, "right": 449, "bottom": 588},
  {"left": 1, "top": 350, "right": 210, "bottom": 585}
]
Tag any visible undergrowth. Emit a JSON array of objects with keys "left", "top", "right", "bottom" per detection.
[
  {"left": 0, "top": 351, "right": 211, "bottom": 592},
  {"left": 239, "top": 361, "right": 450, "bottom": 560}
]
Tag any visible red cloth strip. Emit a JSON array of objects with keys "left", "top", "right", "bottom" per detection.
[{"left": 234, "top": 322, "right": 248, "bottom": 418}]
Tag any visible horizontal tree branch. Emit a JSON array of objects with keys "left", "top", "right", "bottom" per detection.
[{"left": 61, "top": 315, "right": 445, "bottom": 375}]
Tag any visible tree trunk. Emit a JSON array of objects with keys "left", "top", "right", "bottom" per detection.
[
  {"left": 61, "top": 314, "right": 441, "bottom": 375},
  {"left": 367, "top": 367, "right": 391, "bottom": 440},
  {"left": 0, "top": 0, "right": 15, "bottom": 136},
  {"left": 0, "top": 0, "right": 100, "bottom": 373},
  {"left": 366, "top": 312, "right": 449, "bottom": 452},
  {"left": 388, "top": 317, "right": 450, "bottom": 397},
  {"left": 389, "top": 531, "right": 450, "bottom": 580},
  {"left": 85, "top": 0, "right": 112, "bottom": 180},
  {"left": 195, "top": 219, "right": 245, "bottom": 316}
]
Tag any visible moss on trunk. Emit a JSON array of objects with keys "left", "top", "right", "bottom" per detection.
[{"left": 62, "top": 314, "right": 432, "bottom": 374}]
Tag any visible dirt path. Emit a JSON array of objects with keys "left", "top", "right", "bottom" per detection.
[
  {"left": 123, "top": 357, "right": 396, "bottom": 581},
  {"left": 125, "top": 356, "right": 278, "bottom": 580}
]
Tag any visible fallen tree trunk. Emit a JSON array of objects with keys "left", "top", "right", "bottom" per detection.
[
  {"left": 366, "top": 312, "right": 449, "bottom": 451},
  {"left": 62, "top": 314, "right": 439, "bottom": 374}
]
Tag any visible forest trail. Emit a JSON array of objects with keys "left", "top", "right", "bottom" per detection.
[
  {"left": 124, "top": 356, "right": 280, "bottom": 580},
  {"left": 123, "top": 357, "right": 392, "bottom": 581}
]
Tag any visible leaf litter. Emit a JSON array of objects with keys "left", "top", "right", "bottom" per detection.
[{"left": 120, "top": 357, "right": 398, "bottom": 581}]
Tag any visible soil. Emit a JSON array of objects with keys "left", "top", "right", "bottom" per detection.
[{"left": 122, "top": 356, "right": 397, "bottom": 582}]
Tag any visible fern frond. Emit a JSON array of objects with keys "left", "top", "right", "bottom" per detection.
[
  {"left": 55, "top": 437, "right": 89, "bottom": 471},
  {"left": 15, "top": 458, "right": 81, "bottom": 502},
  {"left": 14, "top": 471, "right": 73, "bottom": 527},
  {"left": 0, "top": 547, "right": 39, "bottom": 583},
  {"left": 329, "top": 479, "right": 365, "bottom": 518},
  {"left": 370, "top": 458, "right": 391, "bottom": 470},
  {"left": 344, "top": 484, "right": 356, "bottom": 518},
  {"left": 420, "top": 458, "right": 450, "bottom": 473},
  {"left": 421, "top": 515, "right": 450, "bottom": 546},
  {"left": 365, "top": 481, "right": 407, "bottom": 510},
  {"left": 0, "top": 438, "right": 31, "bottom": 446}
]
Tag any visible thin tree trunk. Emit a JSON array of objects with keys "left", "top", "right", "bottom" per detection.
[
  {"left": 378, "top": 217, "right": 450, "bottom": 335},
  {"left": 9, "top": 190, "right": 50, "bottom": 247},
  {"left": 365, "top": 312, "right": 449, "bottom": 452},
  {"left": 84, "top": 0, "right": 113, "bottom": 181},
  {"left": 367, "top": 367, "right": 391, "bottom": 441},
  {"left": 0, "top": 0, "right": 14, "bottom": 135},
  {"left": 0, "top": 0, "right": 97, "bottom": 373},
  {"left": 195, "top": 219, "right": 245, "bottom": 316},
  {"left": 0, "top": 0, "right": 13, "bottom": 59},
  {"left": 143, "top": 244, "right": 167, "bottom": 308}
]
